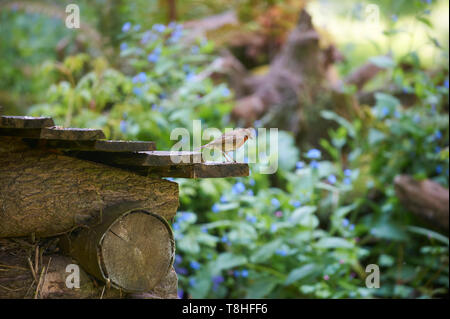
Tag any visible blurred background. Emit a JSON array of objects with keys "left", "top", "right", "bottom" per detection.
[{"left": 0, "top": 0, "right": 448, "bottom": 298}]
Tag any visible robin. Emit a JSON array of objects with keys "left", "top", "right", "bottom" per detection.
[{"left": 196, "top": 128, "right": 254, "bottom": 162}]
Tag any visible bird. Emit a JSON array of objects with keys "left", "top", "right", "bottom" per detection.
[{"left": 196, "top": 128, "right": 255, "bottom": 162}]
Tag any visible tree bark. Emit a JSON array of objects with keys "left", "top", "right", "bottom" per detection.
[
  {"left": 394, "top": 175, "right": 449, "bottom": 231},
  {"left": 0, "top": 137, "right": 179, "bottom": 238}
]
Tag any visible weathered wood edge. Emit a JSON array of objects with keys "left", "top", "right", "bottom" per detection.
[
  {"left": 0, "top": 116, "right": 55, "bottom": 129},
  {"left": 23, "top": 139, "right": 156, "bottom": 152},
  {"left": 0, "top": 126, "right": 106, "bottom": 140}
]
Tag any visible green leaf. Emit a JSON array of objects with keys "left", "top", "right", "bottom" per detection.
[
  {"left": 406, "top": 226, "right": 449, "bottom": 246},
  {"left": 246, "top": 277, "right": 278, "bottom": 298},
  {"left": 285, "top": 264, "right": 317, "bottom": 285},
  {"left": 250, "top": 239, "right": 283, "bottom": 263},
  {"left": 315, "top": 237, "right": 354, "bottom": 249},
  {"left": 369, "top": 56, "right": 395, "bottom": 69},
  {"left": 212, "top": 253, "right": 247, "bottom": 274}
]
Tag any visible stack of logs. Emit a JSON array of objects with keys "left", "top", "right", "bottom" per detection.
[{"left": 0, "top": 116, "right": 248, "bottom": 298}]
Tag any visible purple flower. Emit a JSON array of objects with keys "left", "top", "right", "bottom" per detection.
[
  {"left": 323, "top": 275, "right": 330, "bottom": 281},
  {"left": 190, "top": 261, "right": 200, "bottom": 270},
  {"left": 122, "top": 22, "right": 132, "bottom": 32},
  {"left": 327, "top": 174, "right": 337, "bottom": 184},
  {"left": 213, "top": 275, "right": 224, "bottom": 284},
  {"left": 275, "top": 211, "right": 283, "bottom": 218},
  {"left": 306, "top": 149, "right": 321, "bottom": 159}
]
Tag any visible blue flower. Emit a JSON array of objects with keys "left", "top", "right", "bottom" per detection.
[
  {"left": 212, "top": 203, "right": 220, "bottom": 213},
  {"left": 221, "top": 235, "right": 229, "bottom": 243},
  {"left": 147, "top": 53, "right": 159, "bottom": 63},
  {"left": 201, "top": 226, "right": 208, "bottom": 233},
  {"left": 212, "top": 275, "right": 224, "bottom": 284},
  {"left": 381, "top": 107, "right": 390, "bottom": 117},
  {"left": 276, "top": 249, "right": 287, "bottom": 256},
  {"left": 172, "top": 222, "right": 180, "bottom": 230},
  {"left": 241, "top": 269, "right": 249, "bottom": 278},
  {"left": 290, "top": 200, "right": 302, "bottom": 208},
  {"left": 435, "top": 146, "right": 441, "bottom": 154},
  {"left": 343, "top": 177, "right": 352, "bottom": 185},
  {"left": 306, "top": 149, "right": 321, "bottom": 159},
  {"left": 186, "top": 72, "right": 196, "bottom": 81},
  {"left": 220, "top": 196, "right": 228, "bottom": 203},
  {"left": 247, "top": 190, "right": 254, "bottom": 196},
  {"left": 296, "top": 161, "right": 305, "bottom": 169},
  {"left": 344, "top": 169, "right": 352, "bottom": 177},
  {"left": 122, "top": 22, "right": 132, "bottom": 32},
  {"left": 444, "top": 79, "right": 449, "bottom": 89},
  {"left": 310, "top": 160, "right": 319, "bottom": 169},
  {"left": 349, "top": 224, "right": 355, "bottom": 231},
  {"left": 159, "top": 92, "right": 167, "bottom": 100},
  {"left": 120, "top": 42, "right": 128, "bottom": 51},
  {"left": 190, "top": 261, "right": 201, "bottom": 270},
  {"left": 271, "top": 198, "right": 280, "bottom": 208},
  {"left": 246, "top": 216, "right": 257, "bottom": 223},
  {"left": 120, "top": 120, "right": 128, "bottom": 133},
  {"left": 436, "top": 165, "right": 443, "bottom": 174},
  {"left": 178, "top": 288, "right": 184, "bottom": 299},
  {"left": 141, "top": 31, "right": 156, "bottom": 45},
  {"left": 133, "top": 24, "right": 141, "bottom": 31},
  {"left": 222, "top": 87, "right": 231, "bottom": 97},
  {"left": 327, "top": 174, "right": 337, "bottom": 184},
  {"left": 191, "top": 45, "right": 199, "bottom": 54},
  {"left": 249, "top": 179, "right": 255, "bottom": 186},
  {"left": 175, "top": 254, "right": 182, "bottom": 265},
  {"left": 271, "top": 224, "right": 277, "bottom": 232},
  {"left": 175, "top": 267, "right": 188, "bottom": 275},
  {"left": 189, "top": 278, "right": 196, "bottom": 287},
  {"left": 342, "top": 218, "right": 350, "bottom": 227},
  {"left": 137, "top": 72, "right": 147, "bottom": 83},
  {"left": 434, "top": 130, "right": 442, "bottom": 140},
  {"left": 234, "top": 270, "right": 240, "bottom": 277},
  {"left": 413, "top": 115, "right": 421, "bottom": 123},
  {"left": 232, "top": 182, "right": 246, "bottom": 194},
  {"left": 152, "top": 24, "right": 166, "bottom": 33}
]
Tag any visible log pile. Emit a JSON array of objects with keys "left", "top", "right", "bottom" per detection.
[{"left": 0, "top": 115, "right": 249, "bottom": 298}]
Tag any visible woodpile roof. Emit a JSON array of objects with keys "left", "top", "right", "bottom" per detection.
[{"left": 0, "top": 115, "right": 249, "bottom": 178}]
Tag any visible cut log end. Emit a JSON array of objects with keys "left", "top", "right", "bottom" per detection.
[{"left": 99, "top": 210, "right": 175, "bottom": 292}]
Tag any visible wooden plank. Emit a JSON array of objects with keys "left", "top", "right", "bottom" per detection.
[
  {"left": 0, "top": 116, "right": 54, "bottom": 129},
  {"left": 0, "top": 125, "right": 106, "bottom": 141},
  {"left": 68, "top": 150, "right": 203, "bottom": 166},
  {"left": 24, "top": 139, "right": 156, "bottom": 152},
  {"left": 40, "top": 127, "right": 106, "bottom": 140}
]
